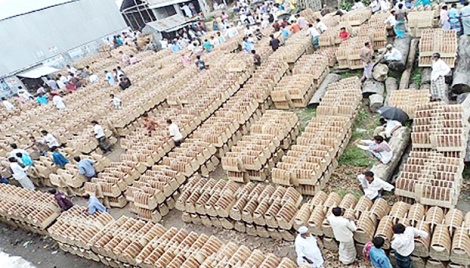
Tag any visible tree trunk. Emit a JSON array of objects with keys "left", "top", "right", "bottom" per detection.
[
  {"left": 452, "top": 36, "right": 470, "bottom": 94},
  {"left": 369, "top": 94, "right": 384, "bottom": 113},
  {"left": 308, "top": 73, "right": 341, "bottom": 107},
  {"left": 370, "top": 127, "right": 411, "bottom": 182},
  {"left": 406, "top": 39, "right": 419, "bottom": 69},
  {"left": 384, "top": 77, "right": 398, "bottom": 105},
  {"left": 372, "top": 63, "right": 389, "bottom": 82},
  {"left": 362, "top": 80, "right": 385, "bottom": 98},
  {"left": 388, "top": 35, "right": 412, "bottom": 72},
  {"left": 399, "top": 69, "right": 411, "bottom": 89},
  {"left": 420, "top": 68, "right": 431, "bottom": 90}
]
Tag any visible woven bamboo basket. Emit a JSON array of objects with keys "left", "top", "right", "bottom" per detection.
[
  {"left": 354, "top": 212, "right": 376, "bottom": 244},
  {"left": 450, "top": 228, "right": 470, "bottom": 265},
  {"left": 414, "top": 220, "right": 432, "bottom": 257},
  {"left": 430, "top": 224, "right": 452, "bottom": 261}
]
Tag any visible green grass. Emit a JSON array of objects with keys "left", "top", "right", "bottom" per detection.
[
  {"left": 336, "top": 188, "right": 363, "bottom": 199},
  {"left": 339, "top": 146, "right": 371, "bottom": 167},
  {"left": 388, "top": 70, "right": 402, "bottom": 81},
  {"left": 411, "top": 68, "right": 422, "bottom": 88},
  {"left": 340, "top": 70, "right": 362, "bottom": 80},
  {"left": 295, "top": 107, "right": 317, "bottom": 133}
]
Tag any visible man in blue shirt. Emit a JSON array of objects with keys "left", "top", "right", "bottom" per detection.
[
  {"left": 202, "top": 39, "right": 213, "bottom": 53},
  {"left": 51, "top": 146, "right": 69, "bottom": 168},
  {"left": 104, "top": 70, "right": 115, "bottom": 85},
  {"left": 281, "top": 25, "right": 290, "bottom": 43},
  {"left": 242, "top": 37, "right": 253, "bottom": 53},
  {"left": 369, "top": 237, "right": 392, "bottom": 268},
  {"left": 87, "top": 194, "right": 107, "bottom": 215},
  {"left": 74, "top": 156, "right": 96, "bottom": 180},
  {"left": 171, "top": 41, "right": 182, "bottom": 53}
]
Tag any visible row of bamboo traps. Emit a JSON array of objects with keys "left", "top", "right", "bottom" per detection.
[
  {"left": 47, "top": 209, "right": 298, "bottom": 268},
  {"left": 271, "top": 77, "right": 362, "bottom": 195},
  {"left": 411, "top": 102, "right": 468, "bottom": 152},
  {"left": 0, "top": 183, "right": 60, "bottom": 234},
  {"left": 419, "top": 29, "right": 457, "bottom": 67},
  {"left": 271, "top": 54, "right": 329, "bottom": 109},
  {"left": 388, "top": 89, "right": 431, "bottom": 119},
  {"left": 395, "top": 149, "right": 464, "bottom": 209},
  {"left": 336, "top": 36, "right": 374, "bottom": 69},
  {"left": 293, "top": 191, "right": 470, "bottom": 266},
  {"left": 176, "top": 177, "right": 302, "bottom": 241},
  {"left": 121, "top": 59, "right": 291, "bottom": 221},
  {"left": 222, "top": 110, "right": 299, "bottom": 182}
]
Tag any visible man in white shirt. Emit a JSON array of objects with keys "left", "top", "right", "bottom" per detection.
[
  {"left": 52, "top": 94, "right": 66, "bottom": 110},
  {"left": 356, "top": 135, "right": 394, "bottom": 164},
  {"left": 383, "top": 44, "right": 402, "bottom": 62},
  {"left": 9, "top": 157, "right": 35, "bottom": 190},
  {"left": 210, "top": 36, "right": 220, "bottom": 47},
  {"left": 167, "top": 119, "right": 183, "bottom": 146},
  {"left": 430, "top": 52, "right": 451, "bottom": 103},
  {"left": 66, "top": 65, "right": 77, "bottom": 75},
  {"left": 307, "top": 24, "right": 320, "bottom": 49},
  {"left": 391, "top": 223, "right": 428, "bottom": 268},
  {"left": 315, "top": 19, "right": 328, "bottom": 33},
  {"left": 8, "top": 143, "right": 30, "bottom": 161},
  {"left": 91, "top": 120, "right": 111, "bottom": 154},
  {"left": 327, "top": 207, "right": 357, "bottom": 265},
  {"left": 2, "top": 97, "right": 15, "bottom": 112},
  {"left": 357, "top": 171, "right": 394, "bottom": 200},
  {"left": 375, "top": 117, "right": 402, "bottom": 138},
  {"left": 295, "top": 226, "right": 324, "bottom": 267},
  {"left": 89, "top": 73, "right": 99, "bottom": 83},
  {"left": 41, "top": 130, "right": 60, "bottom": 148},
  {"left": 110, "top": 94, "right": 122, "bottom": 109},
  {"left": 384, "top": 10, "right": 397, "bottom": 35},
  {"left": 226, "top": 24, "right": 239, "bottom": 38},
  {"left": 160, "top": 38, "right": 168, "bottom": 49}
]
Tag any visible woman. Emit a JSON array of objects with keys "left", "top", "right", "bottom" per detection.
[
  {"left": 394, "top": 3, "right": 407, "bottom": 38},
  {"left": 440, "top": 6, "right": 451, "bottom": 30}
]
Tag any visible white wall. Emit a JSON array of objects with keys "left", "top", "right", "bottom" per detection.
[{"left": 0, "top": 0, "right": 127, "bottom": 77}]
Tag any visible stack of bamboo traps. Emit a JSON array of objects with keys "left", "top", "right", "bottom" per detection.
[
  {"left": 271, "top": 33, "right": 313, "bottom": 64},
  {"left": 0, "top": 184, "right": 60, "bottom": 235},
  {"left": 299, "top": 8, "right": 322, "bottom": 23},
  {"left": 271, "top": 75, "right": 315, "bottom": 109},
  {"left": 314, "top": 47, "right": 338, "bottom": 67},
  {"left": 339, "top": 8, "right": 372, "bottom": 26},
  {"left": 176, "top": 177, "right": 303, "bottom": 241},
  {"left": 293, "top": 191, "right": 470, "bottom": 267},
  {"left": 336, "top": 36, "right": 373, "bottom": 69},
  {"left": 222, "top": 110, "right": 299, "bottom": 182},
  {"left": 395, "top": 101, "right": 468, "bottom": 208},
  {"left": 408, "top": 10, "right": 435, "bottom": 37},
  {"left": 271, "top": 77, "right": 362, "bottom": 195},
  {"left": 388, "top": 89, "right": 431, "bottom": 119},
  {"left": 358, "top": 12, "right": 388, "bottom": 49},
  {"left": 419, "top": 29, "right": 457, "bottom": 68},
  {"left": 47, "top": 206, "right": 114, "bottom": 261}
]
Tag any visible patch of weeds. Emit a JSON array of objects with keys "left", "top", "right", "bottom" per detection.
[
  {"left": 339, "top": 146, "right": 371, "bottom": 167},
  {"left": 204, "top": 16, "right": 213, "bottom": 22},
  {"left": 336, "top": 186, "right": 363, "bottom": 199},
  {"left": 463, "top": 164, "right": 470, "bottom": 180},
  {"left": 388, "top": 70, "right": 401, "bottom": 81},
  {"left": 411, "top": 68, "right": 422, "bottom": 88},
  {"left": 295, "top": 107, "right": 316, "bottom": 133},
  {"left": 340, "top": 70, "right": 362, "bottom": 79}
]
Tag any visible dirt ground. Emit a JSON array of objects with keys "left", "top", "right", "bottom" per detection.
[{"left": 1, "top": 107, "right": 470, "bottom": 268}]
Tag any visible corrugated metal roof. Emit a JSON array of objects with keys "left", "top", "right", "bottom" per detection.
[
  {"left": 0, "top": 0, "right": 74, "bottom": 21},
  {"left": 146, "top": 0, "right": 188, "bottom": 9},
  {"left": 144, "top": 14, "right": 187, "bottom": 32}
]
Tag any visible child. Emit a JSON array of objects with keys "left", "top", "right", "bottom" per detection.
[
  {"left": 110, "top": 94, "right": 122, "bottom": 109},
  {"left": 51, "top": 146, "right": 69, "bottom": 168}
]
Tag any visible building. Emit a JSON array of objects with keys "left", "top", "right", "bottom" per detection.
[{"left": 0, "top": 0, "right": 127, "bottom": 97}]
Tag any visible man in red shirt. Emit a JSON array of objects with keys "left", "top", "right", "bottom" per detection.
[{"left": 339, "top": 27, "right": 350, "bottom": 41}]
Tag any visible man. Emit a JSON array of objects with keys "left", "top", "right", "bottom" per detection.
[
  {"left": 167, "top": 119, "right": 183, "bottom": 146},
  {"left": 129, "top": 55, "right": 140, "bottom": 64},
  {"left": 49, "top": 188, "right": 73, "bottom": 211},
  {"left": 391, "top": 223, "right": 428, "bottom": 268},
  {"left": 269, "top": 34, "right": 280, "bottom": 51},
  {"left": 375, "top": 117, "right": 402, "bottom": 138},
  {"left": 119, "top": 51, "right": 130, "bottom": 64},
  {"left": 290, "top": 20, "right": 301, "bottom": 33},
  {"left": 210, "top": 36, "right": 220, "bottom": 47},
  {"left": 180, "top": 3, "right": 192, "bottom": 17},
  {"left": 339, "top": 27, "right": 350, "bottom": 41},
  {"left": 226, "top": 24, "right": 239, "bottom": 39},
  {"left": 160, "top": 38, "right": 169, "bottom": 49},
  {"left": 89, "top": 73, "right": 99, "bottom": 83},
  {"left": 384, "top": 10, "right": 397, "bottom": 36},
  {"left": 357, "top": 171, "right": 394, "bottom": 200},
  {"left": 394, "top": 4, "right": 407, "bottom": 38},
  {"left": 105, "top": 70, "right": 115, "bottom": 85},
  {"left": 296, "top": 14, "right": 308, "bottom": 30},
  {"left": 66, "top": 65, "right": 78, "bottom": 75},
  {"left": 461, "top": 1, "right": 470, "bottom": 36},
  {"left": 47, "top": 78, "right": 58, "bottom": 91},
  {"left": 217, "top": 31, "right": 226, "bottom": 44},
  {"left": 91, "top": 120, "right": 111, "bottom": 154},
  {"left": 449, "top": 3, "right": 461, "bottom": 34},
  {"left": 369, "top": 237, "right": 393, "bottom": 268},
  {"left": 110, "top": 94, "right": 122, "bottom": 109},
  {"left": 273, "top": 20, "right": 281, "bottom": 32},
  {"left": 280, "top": 25, "right": 290, "bottom": 43},
  {"left": 57, "top": 74, "right": 68, "bottom": 89},
  {"left": 307, "top": 24, "right": 320, "bottom": 49},
  {"left": 356, "top": 135, "right": 394, "bottom": 164},
  {"left": 142, "top": 112, "right": 159, "bottom": 136},
  {"left": 295, "top": 226, "right": 324, "bottom": 267},
  {"left": 244, "top": 25, "right": 253, "bottom": 36},
  {"left": 51, "top": 146, "right": 69, "bottom": 168},
  {"left": 352, "top": 0, "right": 366, "bottom": 9},
  {"left": 52, "top": 94, "right": 66, "bottom": 110},
  {"left": 195, "top": 55, "right": 206, "bottom": 70},
  {"left": 252, "top": 50, "right": 261, "bottom": 67},
  {"left": 2, "top": 97, "right": 15, "bottom": 112},
  {"left": 360, "top": 42, "right": 373, "bottom": 82},
  {"left": 87, "top": 194, "right": 107, "bottom": 215},
  {"left": 41, "top": 130, "right": 60, "bottom": 148},
  {"left": 203, "top": 39, "right": 213, "bottom": 52},
  {"left": 8, "top": 143, "right": 30, "bottom": 160},
  {"left": 242, "top": 37, "right": 254, "bottom": 53},
  {"left": 315, "top": 18, "right": 328, "bottom": 33},
  {"left": 327, "top": 207, "right": 357, "bottom": 265},
  {"left": 119, "top": 75, "right": 132, "bottom": 90},
  {"left": 171, "top": 41, "right": 182, "bottom": 53},
  {"left": 430, "top": 52, "right": 451, "bottom": 103},
  {"left": 383, "top": 44, "right": 402, "bottom": 63},
  {"left": 9, "top": 157, "right": 35, "bottom": 190},
  {"left": 74, "top": 156, "right": 96, "bottom": 180}
]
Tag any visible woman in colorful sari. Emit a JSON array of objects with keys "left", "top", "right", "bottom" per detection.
[
  {"left": 440, "top": 6, "right": 451, "bottom": 30},
  {"left": 449, "top": 3, "right": 462, "bottom": 35},
  {"left": 394, "top": 4, "right": 407, "bottom": 38}
]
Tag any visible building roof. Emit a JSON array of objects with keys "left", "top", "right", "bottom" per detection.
[
  {"left": 143, "top": 14, "right": 187, "bottom": 32},
  {"left": 147, "top": 0, "right": 189, "bottom": 9},
  {"left": 0, "top": 0, "right": 73, "bottom": 21}
]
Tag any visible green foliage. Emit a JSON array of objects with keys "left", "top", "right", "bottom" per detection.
[
  {"left": 204, "top": 16, "right": 214, "bottom": 23},
  {"left": 336, "top": 188, "right": 363, "bottom": 199},
  {"left": 339, "top": 0, "right": 353, "bottom": 11},
  {"left": 339, "top": 146, "right": 371, "bottom": 167},
  {"left": 340, "top": 70, "right": 363, "bottom": 80},
  {"left": 295, "top": 107, "right": 317, "bottom": 133},
  {"left": 411, "top": 68, "right": 422, "bottom": 88}
]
